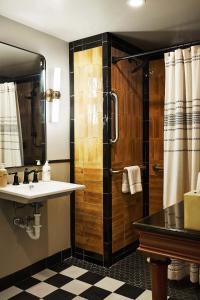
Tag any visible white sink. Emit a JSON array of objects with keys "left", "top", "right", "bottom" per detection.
[{"left": 0, "top": 180, "right": 85, "bottom": 204}]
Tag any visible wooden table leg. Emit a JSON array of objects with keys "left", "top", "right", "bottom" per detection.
[{"left": 150, "top": 259, "right": 169, "bottom": 300}]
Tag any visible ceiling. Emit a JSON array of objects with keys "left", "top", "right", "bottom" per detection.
[{"left": 0, "top": 0, "right": 200, "bottom": 50}]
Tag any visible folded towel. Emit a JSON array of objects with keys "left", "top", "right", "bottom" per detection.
[
  {"left": 122, "top": 172, "right": 130, "bottom": 193},
  {"left": 196, "top": 172, "right": 200, "bottom": 192},
  {"left": 122, "top": 166, "right": 142, "bottom": 195}
]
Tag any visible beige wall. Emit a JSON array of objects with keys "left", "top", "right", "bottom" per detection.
[
  {"left": 0, "top": 163, "right": 71, "bottom": 278},
  {"left": 0, "top": 16, "right": 71, "bottom": 278}
]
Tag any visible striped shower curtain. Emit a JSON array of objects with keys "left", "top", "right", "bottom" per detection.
[
  {"left": 0, "top": 82, "right": 24, "bottom": 167},
  {"left": 164, "top": 46, "right": 200, "bottom": 283}
]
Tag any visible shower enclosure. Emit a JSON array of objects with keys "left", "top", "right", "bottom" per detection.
[{"left": 70, "top": 33, "right": 165, "bottom": 267}]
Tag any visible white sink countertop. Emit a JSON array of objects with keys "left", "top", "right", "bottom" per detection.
[{"left": 0, "top": 180, "right": 85, "bottom": 204}]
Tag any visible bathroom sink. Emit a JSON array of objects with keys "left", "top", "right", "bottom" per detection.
[{"left": 0, "top": 181, "right": 85, "bottom": 204}]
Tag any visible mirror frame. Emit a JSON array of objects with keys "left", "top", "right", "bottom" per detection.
[{"left": 0, "top": 41, "right": 47, "bottom": 168}]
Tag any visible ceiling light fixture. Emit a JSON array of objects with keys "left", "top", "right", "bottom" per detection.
[{"left": 127, "top": 0, "right": 146, "bottom": 7}]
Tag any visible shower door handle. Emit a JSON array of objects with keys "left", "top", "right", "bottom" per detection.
[{"left": 110, "top": 91, "right": 119, "bottom": 144}]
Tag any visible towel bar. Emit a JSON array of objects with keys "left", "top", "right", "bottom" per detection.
[
  {"left": 110, "top": 165, "right": 146, "bottom": 175},
  {"left": 153, "top": 164, "right": 163, "bottom": 173}
]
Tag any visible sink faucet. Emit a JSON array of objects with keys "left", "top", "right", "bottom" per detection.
[
  {"left": 8, "top": 172, "right": 19, "bottom": 185},
  {"left": 23, "top": 168, "right": 35, "bottom": 184},
  {"left": 32, "top": 170, "right": 42, "bottom": 183},
  {"left": 23, "top": 168, "right": 42, "bottom": 184}
]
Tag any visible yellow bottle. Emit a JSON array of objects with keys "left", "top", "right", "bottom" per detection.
[{"left": 0, "top": 163, "right": 8, "bottom": 187}]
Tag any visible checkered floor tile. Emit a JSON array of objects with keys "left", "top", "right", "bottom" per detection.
[
  {"left": 0, "top": 265, "right": 149, "bottom": 300},
  {"left": 1, "top": 252, "right": 200, "bottom": 299}
]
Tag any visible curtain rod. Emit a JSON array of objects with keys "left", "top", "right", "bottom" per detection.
[{"left": 112, "top": 40, "right": 200, "bottom": 64}]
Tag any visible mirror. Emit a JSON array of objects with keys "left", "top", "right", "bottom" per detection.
[{"left": 0, "top": 42, "right": 46, "bottom": 168}]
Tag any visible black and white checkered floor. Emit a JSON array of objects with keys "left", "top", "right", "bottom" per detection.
[
  {"left": 0, "top": 265, "right": 151, "bottom": 300},
  {"left": 1, "top": 252, "right": 200, "bottom": 300}
]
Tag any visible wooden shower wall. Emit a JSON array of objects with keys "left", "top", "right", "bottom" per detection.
[
  {"left": 73, "top": 44, "right": 163, "bottom": 257},
  {"left": 149, "top": 59, "right": 165, "bottom": 215},
  {"left": 74, "top": 47, "right": 104, "bottom": 254},
  {"left": 111, "top": 47, "right": 143, "bottom": 253}
]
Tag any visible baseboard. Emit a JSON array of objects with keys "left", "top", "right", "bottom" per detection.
[
  {"left": 0, "top": 242, "right": 139, "bottom": 291},
  {"left": 73, "top": 247, "right": 104, "bottom": 266},
  {"left": 112, "top": 241, "right": 139, "bottom": 264},
  {"left": 0, "top": 248, "right": 71, "bottom": 291},
  {"left": 73, "top": 242, "right": 139, "bottom": 267}
]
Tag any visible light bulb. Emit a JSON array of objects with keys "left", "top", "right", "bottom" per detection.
[
  {"left": 127, "top": 0, "right": 146, "bottom": 7},
  {"left": 51, "top": 99, "right": 60, "bottom": 123},
  {"left": 51, "top": 67, "right": 61, "bottom": 123},
  {"left": 53, "top": 67, "right": 61, "bottom": 91}
]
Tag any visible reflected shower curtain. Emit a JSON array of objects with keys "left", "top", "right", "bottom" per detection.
[
  {"left": 0, "top": 82, "right": 23, "bottom": 167},
  {"left": 164, "top": 46, "right": 200, "bottom": 282}
]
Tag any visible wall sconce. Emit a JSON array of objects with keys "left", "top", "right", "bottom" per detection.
[
  {"left": 46, "top": 68, "right": 61, "bottom": 123},
  {"left": 45, "top": 89, "right": 61, "bottom": 102},
  {"left": 46, "top": 68, "right": 61, "bottom": 102}
]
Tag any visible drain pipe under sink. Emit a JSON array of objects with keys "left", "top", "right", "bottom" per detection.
[
  {"left": 26, "top": 213, "right": 42, "bottom": 240},
  {"left": 13, "top": 203, "right": 42, "bottom": 240}
]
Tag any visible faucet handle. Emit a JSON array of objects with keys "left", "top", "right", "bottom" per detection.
[
  {"left": 23, "top": 168, "right": 30, "bottom": 184},
  {"left": 8, "top": 172, "right": 19, "bottom": 185},
  {"left": 33, "top": 170, "right": 42, "bottom": 183}
]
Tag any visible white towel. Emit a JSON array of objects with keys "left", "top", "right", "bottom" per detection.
[
  {"left": 122, "top": 172, "right": 130, "bottom": 193},
  {"left": 122, "top": 166, "right": 142, "bottom": 195},
  {"left": 196, "top": 172, "right": 200, "bottom": 192}
]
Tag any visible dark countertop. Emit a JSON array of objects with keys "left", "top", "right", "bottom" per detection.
[{"left": 133, "top": 201, "right": 200, "bottom": 240}]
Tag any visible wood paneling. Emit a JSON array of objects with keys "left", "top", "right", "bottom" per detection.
[
  {"left": 111, "top": 47, "right": 143, "bottom": 253},
  {"left": 149, "top": 59, "right": 165, "bottom": 215},
  {"left": 74, "top": 47, "right": 103, "bottom": 254}
]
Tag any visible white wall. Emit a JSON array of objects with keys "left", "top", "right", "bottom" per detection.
[{"left": 0, "top": 15, "right": 70, "bottom": 160}]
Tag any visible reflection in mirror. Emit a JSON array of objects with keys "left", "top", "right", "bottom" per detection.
[{"left": 0, "top": 42, "right": 46, "bottom": 167}]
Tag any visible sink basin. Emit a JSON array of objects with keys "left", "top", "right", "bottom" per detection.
[{"left": 0, "top": 180, "right": 85, "bottom": 204}]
